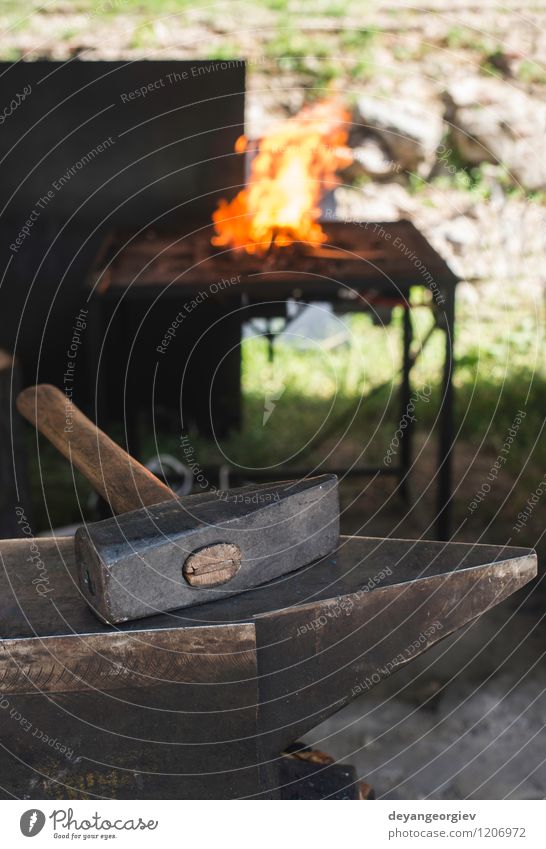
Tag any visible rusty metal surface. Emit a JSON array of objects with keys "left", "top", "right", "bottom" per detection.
[{"left": 0, "top": 533, "right": 536, "bottom": 798}]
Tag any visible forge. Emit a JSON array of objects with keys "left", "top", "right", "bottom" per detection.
[{"left": 0, "top": 58, "right": 538, "bottom": 803}]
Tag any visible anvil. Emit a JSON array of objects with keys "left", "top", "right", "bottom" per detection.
[{"left": 0, "top": 531, "right": 535, "bottom": 799}]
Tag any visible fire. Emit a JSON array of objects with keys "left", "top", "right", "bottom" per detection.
[{"left": 212, "top": 99, "right": 352, "bottom": 255}]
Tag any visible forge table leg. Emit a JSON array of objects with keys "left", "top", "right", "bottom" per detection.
[
  {"left": 279, "top": 745, "right": 372, "bottom": 799},
  {"left": 399, "top": 302, "right": 414, "bottom": 501},
  {"left": 436, "top": 282, "right": 456, "bottom": 539}
]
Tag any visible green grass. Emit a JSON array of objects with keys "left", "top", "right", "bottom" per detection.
[
  {"left": 266, "top": 30, "right": 332, "bottom": 60},
  {"left": 340, "top": 28, "right": 376, "bottom": 51},
  {"left": 128, "top": 21, "right": 158, "bottom": 50},
  {"left": 161, "top": 300, "right": 545, "bottom": 476}
]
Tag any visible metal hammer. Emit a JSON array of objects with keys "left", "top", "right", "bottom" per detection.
[{"left": 17, "top": 385, "right": 339, "bottom": 625}]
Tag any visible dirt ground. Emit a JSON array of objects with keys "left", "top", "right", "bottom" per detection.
[{"left": 2, "top": 0, "right": 544, "bottom": 801}]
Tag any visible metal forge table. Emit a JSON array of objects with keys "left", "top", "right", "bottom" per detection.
[
  {"left": 0, "top": 533, "right": 534, "bottom": 799},
  {"left": 87, "top": 219, "right": 459, "bottom": 539}
]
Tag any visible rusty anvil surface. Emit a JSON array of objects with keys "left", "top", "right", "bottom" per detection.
[{"left": 0, "top": 533, "right": 536, "bottom": 799}]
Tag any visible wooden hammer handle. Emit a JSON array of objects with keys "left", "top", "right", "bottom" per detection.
[{"left": 17, "top": 384, "right": 177, "bottom": 514}]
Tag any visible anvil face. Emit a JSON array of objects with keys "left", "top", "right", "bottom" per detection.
[
  {"left": 74, "top": 475, "right": 339, "bottom": 624},
  {"left": 0, "top": 533, "right": 536, "bottom": 799}
]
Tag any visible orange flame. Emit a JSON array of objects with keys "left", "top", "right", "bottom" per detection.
[{"left": 212, "top": 100, "right": 352, "bottom": 255}]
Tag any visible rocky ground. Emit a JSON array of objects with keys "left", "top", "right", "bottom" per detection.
[{"left": 3, "top": 2, "right": 546, "bottom": 295}]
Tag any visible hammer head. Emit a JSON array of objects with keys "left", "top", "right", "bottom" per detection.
[{"left": 74, "top": 475, "right": 339, "bottom": 624}]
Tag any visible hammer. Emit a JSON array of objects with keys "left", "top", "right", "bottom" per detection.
[{"left": 17, "top": 385, "right": 339, "bottom": 625}]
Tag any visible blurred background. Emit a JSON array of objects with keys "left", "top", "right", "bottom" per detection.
[{"left": 1, "top": 0, "right": 542, "bottom": 549}]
